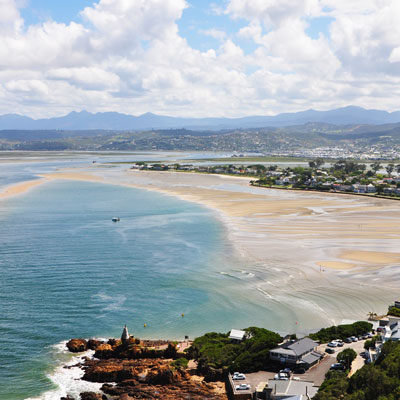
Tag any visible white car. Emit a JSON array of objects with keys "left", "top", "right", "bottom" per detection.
[
  {"left": 274, "top": 373, "right": 289, "bottom": 380},
  {"left": 232, "top": 373, "right": 246, "bottom": 380},
  {"left": 327, "top": 341, "right": 338, "bottom": 347},
  {"left": 236, "top": 384, "right": 250, "bottom": 390}
]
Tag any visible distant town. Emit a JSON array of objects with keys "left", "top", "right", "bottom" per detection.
[{"left": 131, "top": 158, "right": 400, "bottom": 199}]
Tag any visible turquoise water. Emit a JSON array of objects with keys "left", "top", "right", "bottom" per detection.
[{"left": 0, "top": 177, "right": 271, "bottom": 400}]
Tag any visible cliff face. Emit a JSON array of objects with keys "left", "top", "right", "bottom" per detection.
[{"left": 64, "top": 337, "right": 227, "bottom": 400}]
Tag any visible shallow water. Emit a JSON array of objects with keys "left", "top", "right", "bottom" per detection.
[{"left": 0, "top": 175, "right": 281, "bottom": 399}]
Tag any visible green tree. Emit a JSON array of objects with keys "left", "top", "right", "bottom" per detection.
[
  {"left": 371, "top": 162, "right": 382, "bottom": 174},
  {"left": 386, "top": 163, "right": 395, "bottom": 177},
  {"left": 337, "top": 348, "right": 357, "bottom": 370}
]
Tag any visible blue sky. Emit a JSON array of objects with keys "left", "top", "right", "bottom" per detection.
[
  {"left": 20, "top": 0, "right": 333, "bottom": 51},
  {"left": 1, "top": 0, "right": 400, "bottom": 117}
]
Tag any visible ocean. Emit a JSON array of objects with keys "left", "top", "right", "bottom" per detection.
[{"left": 0, "top": 157, "right": 275, "bottom": 399}]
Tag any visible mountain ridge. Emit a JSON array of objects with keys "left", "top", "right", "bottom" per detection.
[{"left": 2, "top": 106, "right": 400, "bottom": 131}]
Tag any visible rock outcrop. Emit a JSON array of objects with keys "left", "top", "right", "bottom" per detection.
[
  {"left": 66, "top": 336, "right": 227, "bottom": 400},
  {"left": 66, "top": 339, "right": 88, "bottom": 353}
]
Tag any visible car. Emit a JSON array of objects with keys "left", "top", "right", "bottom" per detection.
[
  {"left": 350, "top": 336, "right": 358, "bottom": 342},
  {"left": 280, "top": 368, "right": 292, "bottom": 375},
  {"left": 362, "top": 334, "right": 369, "bottom": 340},
  {"left": 325, "top": 347, "right": 335, "bottom": 354},
  {"left": 236, "top": 384, "right": 250, "bottom": 391},
  {"left": 328, "top": 341, "right": 338, "bottom": 347},
  {"left": 294, "top": 368, "right": 306, "bottom": 374},
  {"left": 274, "top": 373, "right": 289, "bottom": 380},
  {"left": 232, "top": 373, "right": 246, "bottom": 380},
  {"left": 367, "top": 332, "right": 373, "bottom": 338},
  {"left": 336, "top": 341, "right": 344, "bottom": 347},
  {"left": 344, "top": 337, "right": 352, "bottom": 343},
  {"left": 330, "top": 363, "right": 345, "bottom": 370}
]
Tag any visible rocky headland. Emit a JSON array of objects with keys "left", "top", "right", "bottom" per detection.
[{"left": 63, "top": 335, "right": 227, "bottom": 400}]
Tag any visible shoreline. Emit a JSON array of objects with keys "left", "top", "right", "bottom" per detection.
[
  {"left": 3, "top": 168, "right": 400, "bottom": 330},
  {"left": 0, "top": 178, "right": 49, "bottom": 200}
]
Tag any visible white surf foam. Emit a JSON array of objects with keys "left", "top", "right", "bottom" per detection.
[{"left": 26, "top": 341, "right": 103, "bottom": 400}]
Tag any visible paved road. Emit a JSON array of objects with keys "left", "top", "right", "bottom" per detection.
[{"left": 317, "top": 338, "right": 367, "bottom": 377}]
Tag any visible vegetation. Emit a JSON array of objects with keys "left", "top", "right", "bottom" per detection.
[
  {"left": 309, "top": 321, "right": 372, "bottom": 343},
  {"left": 315, "top": 341, "right": 400, "bottom": 400},
  {"left": 388, "top": 306, "right": 400, "bottom": 317},
  {"left": 337, "top": 348, "right": 357, "bottom": 370},
  {"left": 171, "top": 357, "right": 189, "bottom": 369},
  {"left": 187, "top": 327, "right": 282, "bottom": 373}
]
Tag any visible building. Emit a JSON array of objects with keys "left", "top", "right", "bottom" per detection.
[
  {"left": 259, "top": 379, "right": 318, "bottom": 399},
  {"left": 269, "top": 338, "right": 322, "bottom": 368},
  {"left": 229, "top": 329, "right": 247, "bottom": 343}
]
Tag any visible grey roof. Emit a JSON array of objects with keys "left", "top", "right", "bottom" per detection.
[
  {"left": 272, "top": 338, "right": 318, "bottom": 356},
  {"left": 301, "top": 351, "right": 322, "bottom": 365},
  {"left": 267, "top": 379, "right": 318, "bottom": 398}
]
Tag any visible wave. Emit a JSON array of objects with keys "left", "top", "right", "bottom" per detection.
[{"left": 26, "top": 341, "right": 102, "bottom": 400}]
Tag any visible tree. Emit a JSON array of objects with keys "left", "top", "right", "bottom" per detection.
[
  {"left": 386, "top": 163, "right": 395, "bottom": 177},
  {"left": 371, "top": 162, "right": 381, "bottom": 174},
  {"left": 337, "top": 348, "right": 357, "bottom": 370}
]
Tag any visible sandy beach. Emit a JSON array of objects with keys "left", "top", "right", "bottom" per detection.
[{"left": 3, "top": 166, "right": 400, "bottom": 331}]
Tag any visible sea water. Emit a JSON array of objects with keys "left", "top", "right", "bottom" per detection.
[{"left": 0, "top": 175, "right": 278, "bottom": 400}]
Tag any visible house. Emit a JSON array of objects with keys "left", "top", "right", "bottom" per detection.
[
  {"left": 262, "top": 379, "right": 318, "bottom": 399},
  {"left": 229, "top": 329, "right": 246, "bottom": 343},
  {"left": 269, "top": 338, "right": 322, "bottom": 368}
]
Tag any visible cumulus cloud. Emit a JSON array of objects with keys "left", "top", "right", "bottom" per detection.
[{"left": 0, "top": 0, "right": 399, "bottom": 118}]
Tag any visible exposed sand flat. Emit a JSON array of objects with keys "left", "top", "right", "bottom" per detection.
[
  {"left": 0, "top": 178, "right": 48, "bottom": 199},
  {"left": 5, "top": 167, "right": 400, "bottom": 330},
  {"left": 341, "top": 250, "right": 400, "bottom": 264}
]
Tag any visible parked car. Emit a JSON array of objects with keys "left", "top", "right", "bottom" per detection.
[
  {"left": 344, "top": 337, "right": 352, "bottom": 343},
  {"left": 330, "top": 363, "right": 345, "bottom": 370},
  {"left": 232, "top": 373, "right": 246, "bottom": 380},
  {"left": 280, "top": 368, "right": 292, "bottom": 375},
  {"left": 350, "top": 336, "right": 358, "bottom": 342},
  {"left": 236, "top": 384, "right": 250, "bottom": 391},
  {"left": 367, "top": 332, "right": 373, "bottom": 338},
  {"left": 274, "top": 373, "right": 289, "bottom": 380},
  {"left": 336, "top": 341, "right": 344, "bottom": 347},
  {"left": 362, "top": 334, "right": 369, "bottom": 340},
  {"left": 294, "top": 368, "right": 306, "bottom": 374},
  {"left": 328, "top": 341, "right": 338, "bottom": 347},
  {"left": 326, "top": 348, "right": 335, "bottom": 354}
]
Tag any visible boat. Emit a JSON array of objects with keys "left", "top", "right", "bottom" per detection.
[{"left": 112, "top": 217, "right": 120, "bottom": 222}]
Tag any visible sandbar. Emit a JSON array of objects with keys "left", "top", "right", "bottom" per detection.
[{"left": 6, "top": 167, "right": 400, "bottom": 330}]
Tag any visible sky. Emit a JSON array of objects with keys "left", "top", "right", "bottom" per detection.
[{"left": 1, "top": 0, "right": 400, "bottom": 118}]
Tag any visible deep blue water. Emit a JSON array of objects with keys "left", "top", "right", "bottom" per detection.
[{"left": 0, "top": 177, "right": 265, "bottom": 399}]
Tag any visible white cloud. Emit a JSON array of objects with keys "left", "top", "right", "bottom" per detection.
[
  {"left": 199, "top": 28, "right": 227, "bottom": 42},
  {"left": 0, "top": 0, "right": 400, "bottom": 118}
]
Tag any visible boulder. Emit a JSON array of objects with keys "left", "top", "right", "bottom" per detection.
[
  {"left": 87, "top": 339, "right": 103, "bottom": 350},
  {"left": 66, "top": 339, "right": 88, "bottom": 353}
]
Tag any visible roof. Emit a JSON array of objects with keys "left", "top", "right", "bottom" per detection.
[
  {"left": 229, "top": 329, "right": 246, "bottom": 341},
  {"left": 267, "top": 379, "right": 318, "bottom": 398},
  {"left": 301, "top": 351, "right": 322, "bottom": 365},
  {"left": 272, "top": 337, "right": 318, "bottom": 356}
]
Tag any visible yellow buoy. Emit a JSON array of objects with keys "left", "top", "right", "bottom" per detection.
[
  {"left": 181, "top": 313, "right": 184, "bottom": 317},
  {"left": 144, "top": 323, "right": 147, "bottom": 328}
]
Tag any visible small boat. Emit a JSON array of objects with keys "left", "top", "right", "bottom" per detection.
[{"left": 112, "top": 217, "right": 120, "bottom": 222}]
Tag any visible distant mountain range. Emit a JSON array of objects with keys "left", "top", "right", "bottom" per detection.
[{"left": 2, "top": 106, "right": 400, "bottom": 131}]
